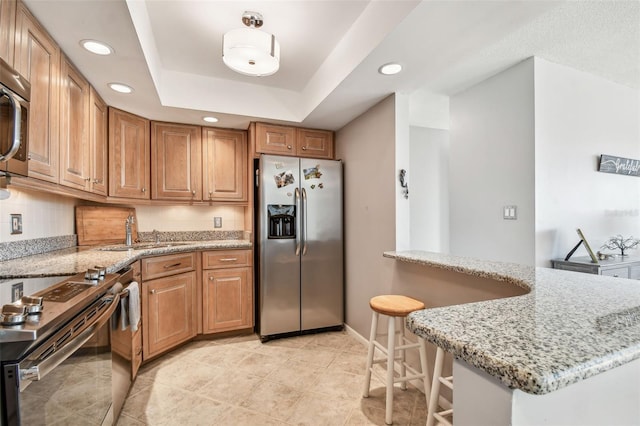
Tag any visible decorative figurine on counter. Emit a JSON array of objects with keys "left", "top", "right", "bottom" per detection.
[{"left": 601, "top": 235, "right": 640, "bottom": 257}]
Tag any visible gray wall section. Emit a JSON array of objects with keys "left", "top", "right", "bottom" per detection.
[{"left": 449, "top": 58, "right": 536, "bottom": 266}]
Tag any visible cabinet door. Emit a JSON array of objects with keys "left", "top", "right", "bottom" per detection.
[
  {"left": 88, "top": 87, "right": 107, "bottom": 195},
  {"left": 203, "top": 267, "right": 252, "bottom": 333},
  {"left": 255, "top": 122, "right": 296, "bottom": 155},
  {"left": 0, "top": 0, "right": 16, "bottom": 66},
  {"left": 151, "top": 122, "right": 201, "bottom": 200},
  {"left": 202, "top": 127, "right": 247, "bottom": 201},
  {"left": 108, "top": 108, "right": 150, "bottom": 199},
  {"left": 601, "top": 267, "right": 629, "bottom": 279},
  {"left": 59, "top": 56, "right": 90, "bottom": 191},
  {"left": 296, "top": 128, "right": 334, "bottom": 159},
  {"left": 15, "top": 3, "right": 60, "bottom": 183},
  {"left": 142, "top": 271, "right": 196, "bottom": 360}
]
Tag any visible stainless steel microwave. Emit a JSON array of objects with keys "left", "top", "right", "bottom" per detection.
[{"left": 0, "top": 57, "right": 30, "bottom": 177}]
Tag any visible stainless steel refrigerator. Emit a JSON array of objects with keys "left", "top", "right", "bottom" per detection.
[{"left": 256, "top": 154, "right": 343, "bottom": 341}]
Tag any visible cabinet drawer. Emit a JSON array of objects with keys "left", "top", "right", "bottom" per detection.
[
  {"left": 203, "top": 250, "right": 251, "bottom": 269},
  {"left": 601, "top": 267, "right": 629, "bottom": 279},
  {"left": 142, "top": 252, "right": 196, "bottom": 280}
]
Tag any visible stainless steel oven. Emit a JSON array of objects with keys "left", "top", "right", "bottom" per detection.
[
  {"left": 0, "top": 270, "right": 123, "bottom": 426},
  {"left": 0, "top": 57, "right": 30, "bottom": 177}
]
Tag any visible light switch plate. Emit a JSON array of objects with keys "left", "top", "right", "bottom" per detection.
[
  {"left": 214, "top": 217, "right": 222, "bottom": 228},
  {"left": 503, "top": 205, "right": 517, "bottom": 220},
  {"left": 10, "top": 214, "right": 22, "bottom": 234}
]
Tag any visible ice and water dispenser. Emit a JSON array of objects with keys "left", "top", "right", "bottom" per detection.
[{"left": 267, "top": 205, "right": 296, "bottom": 239}]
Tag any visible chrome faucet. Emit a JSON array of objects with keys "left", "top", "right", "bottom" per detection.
[
  {"left": 125, "top": 214, "right": 135, "bottom": 247},
  {"left": 153, "top": 229, "right": 160, "bottom": 244}
]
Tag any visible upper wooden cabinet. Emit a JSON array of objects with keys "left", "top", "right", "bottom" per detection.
[
  {"left": 109, "top": 108, "right": 150, "bottom": 199},
  {"left": 151, "top": 122, "right": 202, "bottom": 201},
  {"left": 88, "top": 87, "right": 107, "bottom": 195},
  {"left": 59, "top": 56, "right": 90, "bottom": 191},
  {"left": 151, "top": 124, "right": 248, "bottom": 202},
  {"left": 254, "top": 122, "right": 334, "bottom": 159},
  {"left": 202, "top": 127, "right": 247, "bottom": 202},
  {"left": 15, "top": 2, "right": 60, "bottom": 183},
  {"left": 0, "top": 0, "right": 16, "bottom": 66}
]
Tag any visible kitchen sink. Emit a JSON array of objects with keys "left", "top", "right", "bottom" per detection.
[{"left": 99, "top": 243, "right": 190, "bottom": 251}]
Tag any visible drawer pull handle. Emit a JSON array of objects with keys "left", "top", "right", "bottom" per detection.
[
  {"left": 163, "top": 262, "right": 182, "bottom": 269},
  {"left": 219, "top": 258, "right": 238, "bottom": 262}
]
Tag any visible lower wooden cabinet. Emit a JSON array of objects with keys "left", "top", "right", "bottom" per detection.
[
  {"left": 141, "top": 254, "right": 197, "bottom": 360},
  {"left": 202, "top": 250, "right": 253, "bottom": 333}
]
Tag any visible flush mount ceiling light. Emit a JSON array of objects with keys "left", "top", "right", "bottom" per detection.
[
  {"left": 80, "top": 39, "right": 113, "bottom": 55},
  {"left": 203, "top": 116, "right": 219, "bottom": 123},
  {"left": 108, "top": 83, "right": 134, "bottom": 94},
  {"left": 378, "top": 62, "right": 403, "bottom": 75},
  {"left": 223, "top": 11, "right": 280, "bottom": 77}
]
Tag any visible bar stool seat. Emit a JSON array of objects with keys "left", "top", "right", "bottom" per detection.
[{"left": 363, "top": 295, "right": 431, "bottom": 425}]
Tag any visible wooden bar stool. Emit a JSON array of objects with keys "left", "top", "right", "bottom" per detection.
[
  {"left": 426, "top": 346, "right": 453, "bottom": 426},
  {"left": 362, "top": 295, "right": 431, "bottom": 425}
]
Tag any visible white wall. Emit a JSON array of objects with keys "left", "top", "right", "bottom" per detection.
[
  {"left": 449, "top": 58, "right": 536, "bottom": 265},
  {"left": 0, "top": 188, "right": 76, "bottom": 242},
  {"left": 395, "top": 93, "right": 411, "bottom": 250},
  {"left": 409, "top": 126, "right": 450, "bottom": 252},
  {"left": 134, "top": 205, "right": 245, "bottom": 232},
  {"left": 534, "top": 58, "right": 640, "bottom": 265}
]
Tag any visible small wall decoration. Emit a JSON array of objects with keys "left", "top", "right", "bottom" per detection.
[
  {"left": 601, "top": 235, "right": 640, "bottom": 257},
  {"left": 598, "top": 154, "right": 640, "bottom": 177}
]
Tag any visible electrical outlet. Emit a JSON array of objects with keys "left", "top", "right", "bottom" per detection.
[
  {"left": 10, "top": 214, "right": 22, "bottom": 234},
  {"left": 214, "top": 217, "right": 222, "bottom": 228},
  {"left": 11, "top": 282, "right": 23, "bottom": 302}
]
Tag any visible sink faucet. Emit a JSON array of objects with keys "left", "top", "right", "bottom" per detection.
[
  {"left": 125, "top": 214, "right": 135, "bottom": 247},
  {"left": 153, "top": 229, "right": 160, "bottom": 244}
]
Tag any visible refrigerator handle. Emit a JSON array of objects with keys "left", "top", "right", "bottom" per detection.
[
  {"left": 302, "top": 188, "right": 308, "bottom": 256},
  {"left": 295, "top": 187, "right": 301, "bottom": 256}
]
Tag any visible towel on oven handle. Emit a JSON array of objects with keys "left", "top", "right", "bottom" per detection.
[{"left": 120, "top": 281, "right": 141, "bottom": 332}]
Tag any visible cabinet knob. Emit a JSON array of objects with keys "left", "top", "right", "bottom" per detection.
[
  {"left": 302, "top": 146, "right": 307, "bottom": 151},
  {"left": 287, "top": 145, "right": 292, "bottom": 150},
  {"left": 192, "top": 190, "right": 196, "bottom": 195},
  {"left": 84, "top": 177, "right": 91, "bottom": 182},
  {"left": 150, "top": 289, "right": 156, "bottom": 294},
  {"left": 93, "top": 178, "right": 102, "bottom": 184},
  {"left": 141, "top": 187, "right": 146, "bottom": 193}
]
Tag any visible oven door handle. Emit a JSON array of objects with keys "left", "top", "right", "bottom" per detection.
[{"left": 19, "top": 292, "right": 121, "bottom": 387}]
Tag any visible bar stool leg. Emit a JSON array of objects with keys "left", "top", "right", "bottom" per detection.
[
  {"left": 418, "top": 337, "right": 431, "bottom": 406},
  {"left": 426, "top": 347, "right": 445, "bottom": 426},
  {"left": 385, "top": 313, "right": 396, "bottom": 425},
  {"left": 363, "top": 311, "right": 379, "bottom": 397},
  {"left": 398, "top": 317, "right": 407, "bottom": 391}
]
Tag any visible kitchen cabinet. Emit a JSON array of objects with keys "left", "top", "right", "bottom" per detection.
[
  {"left": 254, "top": 122, "right": 334, "bottom": 159},
  {"left": 151, "top": 121, "right": 202, "bottom": 201},
  {"left": 15, "top": 2, "right": 60, "bottom": 183},
  {"left": 59, "top": 55, "right": 90, "bottom": 191},
  {"left": 109, "top": 107, "right": 150, "bottom": 199},
  {"left": 141, "top": 253, "right": 197, "bottom": 360},
  {"left": 202, "top": 127, "right": 247, "bottom": 201},
  {"left": 88, "top": 87, "right": 107, "bottom": 195},
  {"left": 202, "top": 249, "right": 253, "bottom": 333},
  {"left": 551, "top": 256, "right": 640, "bottom": 280},
  {"left": 0, "top": 0, "right": 15, "bottom": 66}
]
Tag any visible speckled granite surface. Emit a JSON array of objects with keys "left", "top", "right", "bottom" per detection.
[
  {"left": 0, "top": 240, "right": 252, "bottom": 278},
  {"left": 0, "top": 235, "right": 77, "bottom": 262},
  {"left": 385, "top": 250, "right": 640, "bottom": 395}
]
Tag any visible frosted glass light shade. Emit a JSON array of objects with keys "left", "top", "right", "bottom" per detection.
[{"left": 223, "top": 28, "right": 280, "bottom": 77}]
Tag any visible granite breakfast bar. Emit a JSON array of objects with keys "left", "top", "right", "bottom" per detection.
[{"left": 385, "top": 250, "right": 640, "bottom": 426}]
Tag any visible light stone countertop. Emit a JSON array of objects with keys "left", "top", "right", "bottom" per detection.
[
  {"left": 384, "top": 250, "right": 640, "bottom": 395},
  {"left": 0, "top": 240, "right": 252, "bottom": 278}
]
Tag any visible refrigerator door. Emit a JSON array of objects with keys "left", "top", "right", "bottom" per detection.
[
  {"left": 258, "top": 155, "right": 302, "bottom": 336},
  {"left": 300, "top": 158, "right": 344, "bottom": 331}
]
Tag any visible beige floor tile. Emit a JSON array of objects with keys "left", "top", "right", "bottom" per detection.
[
  {"left": 198, "top": 368, "right": 263, "bottom": 404},
  {"left": 212, "top": 406, "right": 288, "bottom": 426},
  {"left": 234, "top": 351, "right": 286, "bottom": 377},
  {"left": 330, "top": 350, "right": 369, "bottom": 375},
  {"left": 286, "top": 392, "right": 355, "bottom": 426},
  {"left": 290, "top": 346, "right": 339, "bottom": 368},
  {"left": 239, "top": 380, "right": 303, "bottom": 421},
  {"left": 115, "top": 413, "right": 146, "bottom": 426},
  {"left": 313, "top": 369, "right": 368, "bottom": 402},
  {"left": 121, "top": 382, "right": 189, "bottom": 423},
  {"left": 264, "top": 359, "right": 324, "bottom": 391}
]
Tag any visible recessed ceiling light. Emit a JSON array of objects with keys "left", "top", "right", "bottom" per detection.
[
  {"left": 378, "top": 63, "right": 403, "bottom": 75},
  {"left": 108, "top": 83, "right": 134, "bottom": 94},
  {"left": 203, "top": 116, "right": 219, "bottom": 123},
  {"left": 80, "top": 39, "right": 113, "bottom": 56}
]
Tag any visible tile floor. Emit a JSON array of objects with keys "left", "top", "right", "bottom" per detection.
[{"left": 116, "top": 330, "right": 429, "bottom": 425}]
